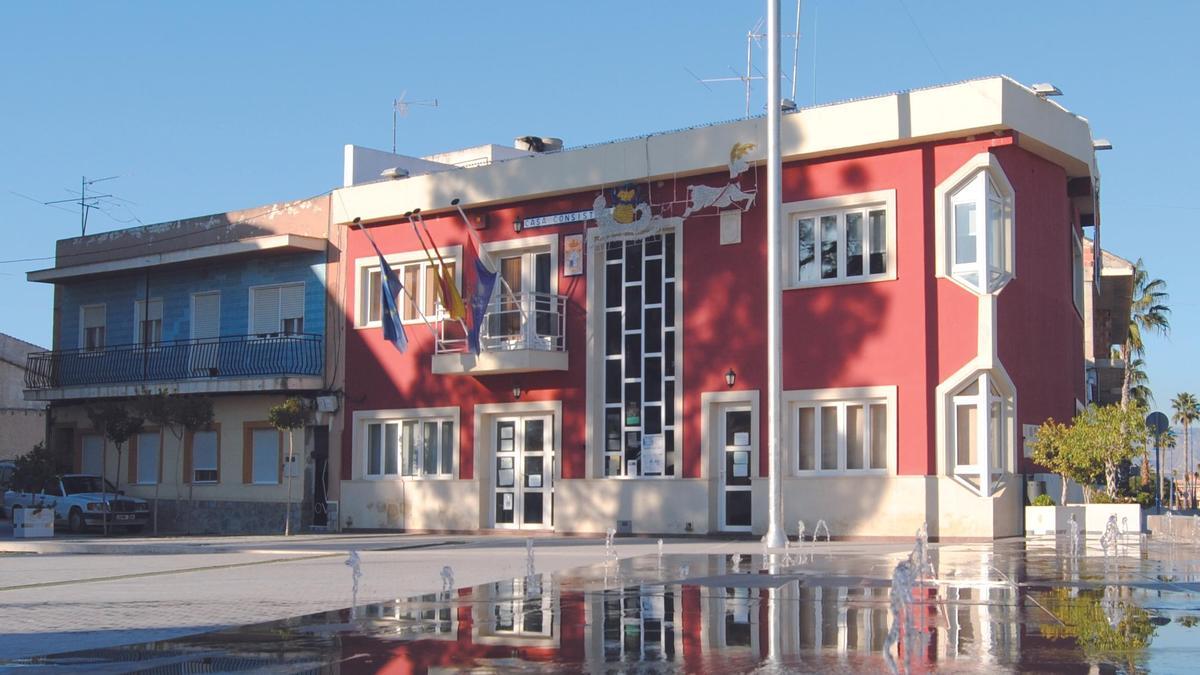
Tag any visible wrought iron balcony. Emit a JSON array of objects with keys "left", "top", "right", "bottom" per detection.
[
  {"left": 24, "top": 333, "right": 323, "bottom": 391},
  {"left": 433, "top": 291, "right": 568, "bottom": 375}
]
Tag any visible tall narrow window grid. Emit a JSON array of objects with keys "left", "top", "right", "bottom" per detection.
[
  {"left": 365, "top": 417, "right": 455, "bottom": 478},
  {"left": 603, "top": 233, "right": 676, "bottom": 478}
]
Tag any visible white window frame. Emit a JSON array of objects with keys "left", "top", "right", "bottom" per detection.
[
  {"left": 354, "top": 407, "right": 460, "bottom": 480},
  {"left": 482, "top": 233, "right": 559, "bottom": 350},
  {"left": 248, "top": 282, "right": 306, "bottom": 337},
  {"left": 934, "top": 153, "right": 1015, "bottom": 295},
  {"left": 784, "top": 189, "right": 897, "bottom": 289},
  {"left": 1071, "top": 230, "right": 1084, "bottom": 317},
  {"left": 353, "top": 246, "right": 463, "bottom": 328},
  {"left": 944, "top": 369, "right": 1015, "bottom": 497},
  {"left": 191, "top": 429, "right": 219, "bottom": 484},
  {"left": 79, "top": 303, "right": 107, "bottom": 351},
  {"left": 134, "top": 297, "right": 164, "bottom": 346},
  {"left": 786, "top": 386, "right": 898, "bottom": 476}
]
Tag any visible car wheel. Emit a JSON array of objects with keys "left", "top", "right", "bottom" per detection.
[{"left": 69, "top": 508, "right": 86, "bottom": 534}]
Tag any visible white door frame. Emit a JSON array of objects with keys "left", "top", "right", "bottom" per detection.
[
  {"left": 475, "top": 400, "right": 563, "bottom": 531},
  {"left": 701, "top": 391, "right": 760, "bottom": 533},
  {"left": 492, "top": 414, "right": 554, "bottom": 530},
  {"left": 718, "top": 405, "right": 755, "bottom": 532}
]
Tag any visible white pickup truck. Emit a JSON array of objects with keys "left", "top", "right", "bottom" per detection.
[{"left": 4, "top": 474, "right": 150, "bottom": 533}]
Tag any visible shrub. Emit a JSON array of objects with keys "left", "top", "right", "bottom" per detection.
[{"left": 1031, "top": 493, "right": 1056, "bottom": 507}]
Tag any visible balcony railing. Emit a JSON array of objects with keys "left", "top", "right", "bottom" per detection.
[
  {"left": 25, "top": 333, "right": 323, "bottom": 390},
  {"left": 435, "top": 291, "right": 567, "bottom": 355}
]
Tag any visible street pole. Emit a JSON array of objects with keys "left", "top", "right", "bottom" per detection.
[
  {"left": 764, "top": 0, "right": 787, "bottom": 549},
  {"left": 1156, "top": 436, "right": 1163, "bottom": 513}
]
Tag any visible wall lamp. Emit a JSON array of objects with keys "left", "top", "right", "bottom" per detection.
[
  {"left": 725, "top": 368, "right": 736, "bottom": 388},
  {"left": 513, "top": 383, "right": 523, "bottom": 400}
]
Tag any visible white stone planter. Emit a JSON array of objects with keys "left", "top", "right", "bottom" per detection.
[
  {"left": 1025, "top": 503, "right": 1143, "bottom": 535},
  {"left": 13, "top": 507, "right": 54, "bottom": 538}
]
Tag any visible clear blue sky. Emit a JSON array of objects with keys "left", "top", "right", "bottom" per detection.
[{"left": 1, "top": 1, "right": 1196, "bottom": 415}]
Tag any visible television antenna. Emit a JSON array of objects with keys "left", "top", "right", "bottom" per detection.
[
  {"left": 42, "top": 175, "right": 120, "bottom": 237},
  {"left": 392, "top": 90, "right": 439, "bottom": 154},
  {"left": 688, "top": 2, "right": 803, "bottom": 117}
]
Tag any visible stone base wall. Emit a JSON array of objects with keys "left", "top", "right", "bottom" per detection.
[{"left": 144, "top": 499, "right": 304, "bottom": 535}]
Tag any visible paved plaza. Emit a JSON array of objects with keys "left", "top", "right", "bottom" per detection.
[{"left": 0, "top": 531, "right": 791, "bottom": 661}]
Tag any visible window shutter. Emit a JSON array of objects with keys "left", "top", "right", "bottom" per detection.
[
  {"left": 128, "top": 436, "right": 139, "bottom": 484},
  {"left": 243, "top": 425, "right": 253, "bottom": 483},
  {"left": 183, "top": 433, "right": 193, "bottom": 484},
  {"left": 83, "top": 305, "right": 105, "bottom": 328},
  {"left": 280, "top": 284, "right": 304, "bottom": 321},
  {"left": 251, "top": 287, "right": 281, "bottom": 335},
  {"left": 192, "top": 292, "right": 220, "bottom": 340}
]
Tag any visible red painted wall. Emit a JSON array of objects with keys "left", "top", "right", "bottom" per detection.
[{"left": 339, "top": 134, "right": 1084, "bottom": 484}]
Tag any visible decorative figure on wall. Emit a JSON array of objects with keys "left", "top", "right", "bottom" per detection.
[
  {"left": 611, "top": 183, "right": 641, "bottom": 224},
  {"left": 682, "top": 142, "right": 758, "bottom": 217}
]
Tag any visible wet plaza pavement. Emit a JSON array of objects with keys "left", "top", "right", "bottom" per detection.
[{"left": 4, "top": 531, "right": 1200, "bottom": 673}]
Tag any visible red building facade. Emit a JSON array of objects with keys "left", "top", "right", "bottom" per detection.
[{"left": 332, "top": 77, "right": 1098, "bottom": 539}]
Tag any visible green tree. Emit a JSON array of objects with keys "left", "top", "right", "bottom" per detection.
[
  {"left": 1069, "top": 404, "right": 1148, "bottom": 499},
  {"left": 268, "top": 397, "right": 310, "bottom": 536},
  {"left": 10, "top": 443, "right": 60, "bottom": 496},
  {"left": 1171, "top": 392, "right": 1199, "bottom": 509},
  {"left": 1029, "top": 418, "right": 1079, "bottom": 505},
  {"left": 1039, "top": 588, "right": 1156, "bottom": 670},
  {"left": 1120, "top": 259, "right": 1169, "bottom": 408}
]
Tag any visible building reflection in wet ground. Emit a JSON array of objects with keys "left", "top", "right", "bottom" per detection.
[{"left": 8, "top": 538, "right": 1200, "bottom": 673}]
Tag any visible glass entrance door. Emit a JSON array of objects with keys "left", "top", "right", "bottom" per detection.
[
  {"left": 721, "top": 407, "right": 753, "bottom": 531},
  {"left": 494, "top": 415, "right": 554, "bottom": 530}
]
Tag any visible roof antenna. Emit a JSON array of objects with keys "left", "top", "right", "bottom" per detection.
[
  {"left": 392, "top": 90, "right": 439, "bottom": 154},
  {"left": 42, "top": 175, "right": 121, "bottom": 236},
  {"left": 688, "top": 4, "right": 802, "bottom": 117}
]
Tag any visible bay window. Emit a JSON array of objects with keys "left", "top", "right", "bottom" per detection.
[
  {"left": 941, "top": 159, "right": 1014, "bottom": 294},
  {"left": 949, "top": 372, "right": 1013, "bottom": 496}
]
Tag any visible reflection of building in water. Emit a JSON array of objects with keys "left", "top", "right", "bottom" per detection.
[{"left": 335, "top": 566, "right": 1025, "bottom": 671}]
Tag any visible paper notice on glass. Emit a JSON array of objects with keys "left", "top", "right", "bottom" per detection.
[
  {"left": 733, "top": 431, "right": 750, "bottom": 447},
  {"left": 502, "top": 492, "right": 513, "bottom": 510},
  {"left": 732, "top": 453, "right": 750, "bottom": 477},
  {"left": 500, "top": 426, "right": 514, "bottom": 440},
  {"left": 627, "top": 460, "right": 638, "bottom": 477},
  {"left": 498, "top": 469, "right": 515, "bottom": 487},
  {"left": 529, "top": 474, "right": 542, "bottom": 488},
  {"left": 640, "top": 587, "right": 665, "bottom": 619},
  {"left": 641, "top": 434, "right": 666, "bottom": 475}
]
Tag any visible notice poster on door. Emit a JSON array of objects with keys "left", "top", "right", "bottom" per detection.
[
  {"left": 503, "top": 493, "right": 513, "bottom": 511},
  {"left": 641, "top": 434, "right": 665, "bottom": 475}
]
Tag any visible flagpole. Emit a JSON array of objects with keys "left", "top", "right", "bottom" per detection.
[{"left": 764, "top": 0, "right": 787, "bottom": 549}]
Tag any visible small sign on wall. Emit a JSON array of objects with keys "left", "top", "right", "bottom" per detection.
[
  {"left": 641, "top": 434, "right": 665, "bottom": 475},
  {"left": 564, "top": 233, "right": 584, "bottom": 276},
  {"left": 720, "top": 210, "right": 742, "bottom": 245}
]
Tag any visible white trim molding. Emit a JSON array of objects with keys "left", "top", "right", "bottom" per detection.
[
  {"left": 353, "top": 244, "right": 463, "bottom": 328},
  {"left": 700, "top": 389, "right": 761, "bottom": 482},
  {"left": 783, "top": 385, "right": 899, "bottom": 476},
  {"left": 782, "top": 189, "right": 897, "bottom": 289},
  {"left": 933, "top": 151, "right": 1016, "bottom": 295},
  {"left": 351, "top": 406, "right": 462, "bottom": 481}
]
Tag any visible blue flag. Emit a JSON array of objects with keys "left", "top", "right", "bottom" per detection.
[
  {"left": 366, "top": 236, "right": 408, "bottom": 353},
  {"left": 467, "top": 256, "right": 498, "bottom": 355}
]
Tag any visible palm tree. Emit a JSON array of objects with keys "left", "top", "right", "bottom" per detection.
[
  {"left": 1125, "top": 357, "right": 1154, "bottom": 409},
  {"left": 1120, "top": 259, "right": 1169, "bottom": 408},
  {"left": 1171, "top": 393, "right": 1200, "bottom": 509}
]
